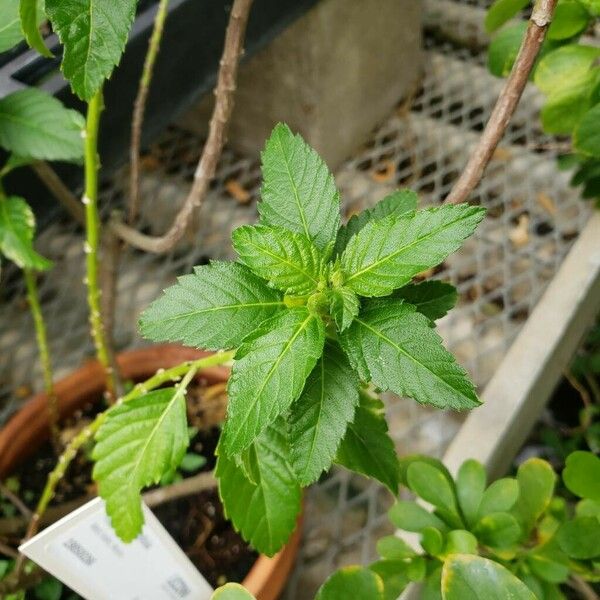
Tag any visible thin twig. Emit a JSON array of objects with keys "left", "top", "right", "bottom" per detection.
[
  {"left": 23, "top": 269, "right": 61, "bottom": 452},
  {"left": 0, "top": 539, "right": 18, "bottom": 559},
  {"left": 31, "top": 162, "right": 84, "bottom": 226},
  {"left": 444, "top": 0, "right": 558, "bottom": 205},
  {"left": 129, "top": 0, "right": 170, "bottom": 224},
  {"left": 111, "top": 0, "right": 254, "bottom": 253},
  {"left": 565, "top": 369, "right": 591, "bottom": 410},
  {"left": 567, "top": 575, "right": 600, "bottom": 600},
  {"left": 584, "top": 371, "right": 600, "bottom": 405},
  {"left": 0, "top": 482, "right": 31, "bottom": 520},
  {"left": 0, "top": 567, "right": 46, "bottom": 595}
]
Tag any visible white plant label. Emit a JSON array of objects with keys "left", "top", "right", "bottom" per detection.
[{"left": 19, "top": 497, "right": 214, "bottom": 600}]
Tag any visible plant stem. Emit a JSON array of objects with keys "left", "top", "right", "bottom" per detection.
[
  {"left": 23, "top": 268, "right": 61, "bottom": 452},
  {"left": 110, "top": 0, "right": 254, "bottom": 253},
  {"left": 129, "top": 0, "right": 170, "bottom": 224},
  {"left": 444, "top": 0, "right": 558, "bottom": 205},
  {"left": 83, "top": 89, "right": 118, "bottom": 402},
  {"left": 18, "top": 350, "right": 234, "bottom": 556}
]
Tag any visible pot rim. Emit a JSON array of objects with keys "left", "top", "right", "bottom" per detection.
[{"left": 0, "top": 343, "right": 300, "bottom": 600}]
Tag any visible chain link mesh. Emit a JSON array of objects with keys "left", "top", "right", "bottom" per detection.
[{"left": 0, "top": 1, "right": 590, "bottom": 596}]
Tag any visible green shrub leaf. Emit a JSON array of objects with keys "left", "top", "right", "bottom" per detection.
[
  {"left": 93, "top": 387, "right": 190, "bottom": 542},
  {"left": 474, "top": 512, "right": 522, "bottom": 549},
  {"left": 407, "top": 461, "right": 458, "bottom": 514},
  {"left": 0, "top": 0, "right": 23, "bottom": 52},
  {"left": 0, "top": 196, "right": 52, "bottom": 271},
  {"left": 484, "top": 0, "right": 529, "bottom": 33},
  {"left": 289, "top": 342, "right": 359, "bottom": 485},
  {"left": 216, "top": 420, "right": 301, "bottom": 556},
  {"left": 393, "top": 280, "right": 458, "bottom": 322},
  {"left": 456, "top": 459, "right": 486, "bottom": 527},
  {"left": 329, "top": 286, "right": 360, "bottom": 331},
  {"left": 563, "top": 451, "right": 600, "bottom": 501},
  {"left": 139, "top": 261, "right": 284, "bottom": 351},
  {"left": 574, "top": 103, "right": 600, "bottom": 158},
  {"left": 334, "top": 189, "right": 418, "bottom": 255},
  {"left": 211, "top": 583, "right": 256, "bottom": 600},
  {"left": 557, "top": 516, "right": 600, "bottom": 559},
  {"left": 421, "top": 527, "right": 445, "bottom": 556},
  {"left": 316, "top": 566, "right": 385, "bottom": 600},
  {"left": 478, "top": 478, "right": 519, "bottom": 517},
  {"left": 388, "top": 500, "right": 447, "bottom": 533},
  {"left": 376, "top": 535, "right": 416, "bottom": 560},
  {"left": 20, "top": 0, "right": 52, "bottom": 57},
  {"left": 45, "top": 0, "right": 137, "bottom": 100},
  {"left": 335, "top": 391, "right": 399, "bottom": 493},
  {"left": 548, "top": 0, "right": 591, "bottom": 40},
  {"left": 0, "top": 89, "right": 84, "bottom": 162},
  {"left": 527, "top": 541, "right": 570, "bottom": 584},
  {"left": 369, "top": 560, "right": 410, "bottom": 600},
  {"left": 443, "top": 530, "right": 478, "bottom": 556},
  {"left": 221, "top": 308, "right": 325, "bottom": 455},
  {"left": 514, "top": 458, "right": 556, "bottom": 533},
  {"left": 340, "top": 300, "right": 480, "bottom": 410},
  {"left": 488, "top": 23, "right": 527, "bottom": 78},
  {"left": 258, "top": 123, "right": 340, "bottom": 252},
  {"left": 535, "top": 45, "right": 600, "bottom": 96},
  {"left": 578, "top": 0, "right": 600, "bottom": 15},
  {"left": 442, "top": 554, "right": 536, "bottom": 600},
  {"left": 232, "top": 224, "right": 323, "bottom": 294},
  {"left": 340, "top": 204, "right": 484, "bottom": 297}
]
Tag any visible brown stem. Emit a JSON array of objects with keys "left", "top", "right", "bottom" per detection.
[
  {"left": 0, "top": 482, "right": 31, "bottom": 521},
  {"left": 31, "top": 162, "right": 84, "bottom": 226},
  {"left": 0, "top": 539, "right": 18, "bottom": 559},
  {"left": 567, "top": 575, "right": 599, "bottom": 600},
  {"left": 129, "top": 0, "right": 171, "bottom": 224},
  {"left": 111, "top": 0, "right": 254, "bottom": 253},
  {"left": 444, "top": 0, "right": 558, "bottom": 205}
]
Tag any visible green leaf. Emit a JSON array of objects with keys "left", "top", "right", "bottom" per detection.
[
  {"left": 316, "top": 566, "right": 385, "bottom": 600},
  {"left": 369, "top": 560, "right": 410, "bottom": 600},
  {"left": 376, "top": 535, "right": 416, "bottom": 560},
  {"left": 92, "top": 387, "right": 190, "bottom": 542},
  {"left": 443, "top": 530, "right": 478, "bottom": 556},
  {"left": 393, "top": 281, "right": 458, "bottom": 322},
  {"left": 335, "top": 391, "right": 399, "bottom": 493},
  {"left": 576, "top": 498, "right": 600, "bottom": 518},
  {"left": 0, "top": 89, "right": 84, "bottom": 162},
  {"left": 527, "top": 541, "right": 570, "bottom": 584},
  {"left": 330, "top": 286, "right": 360, "bottom": 332},
  {"left": 340, "top": 204, "right": 484, "bottom": 297},
  {"left": 33, "top": 577, "right": 62, "bottom": 600},
  {"left": 216, "top": 420, "right": 301, "bottom": 556},
  {"left": 535, "top": 45, "right": 600, "bottom": 96},
  {"left": 442, "top": 555, "right": 536, "bottom": 600},
  {"left": 388, "top": 500, "right": 447, "bottom": 533},
  {"left": 456, "top": 459, "right": 486, "bottom": 527},
  {"left": 574, "top": 103, "right": 600, "bottom": 158},
  {"left": 20, "top": 0, "right": 52, "bottom": 57},
  {"left": 577, "top": 0, "right": 600, "bottom": 15},
  {"left": 179, "top": 452, "right": 206, "bottom": 473},
  {"left": 407, "top": 461, "right": 458, "bottom": 513},
  {"left": 221, "top": 308, "right": 325, "bottom": 455},
  {"left": 557, "top": 516, "right": 600, "bottom": 559},
  {"left": 211, "top": 583, "right": 256, "bottom": 600},
  {"left": 0, "top": 0, "right": 23, "bottom": 52},
  {"left": 0, "top": 197, "right": 52, "bottom": 271},
  {"left": 334, "top": 189, "right": 418, "bottom": 256},
  {"left": 340, "top": 300, "right": 480, "bottom": 410},
  {"left": 514, "top": 458, "right": 556, "bottom": 533},
  {"left": 139, "top": 261, "right": 284, "bottom": 351},
  {"left": 289, "top": 341, "right": 359, "bottom": 485},
  {"left": 421, "top": 527, "right": 444, "bottom": 556},
  {"left": 45, "top": 0, "right": 137, "bottom": 101},
  {"left": 488, "top": 23, "right": 527, "bottom": 78},
  {"left": 474, "top": 512, "right": 522, "bottom": 548},
  {"left": 478, "top": 478, "right": 519, "bottom": 517},
  {"left": 548, "top": 0, "right": 591, "bottom": 40},
  {"left": 485, "top": 0, "right": 529, "bottom": 33},
  {"left": 258, "top": 123, "right": 340, "bottom": 252},
  {"left": 399, "top": 454, "right": 454, "bottom": 488},
  {"left": 232, "top": 224, "right": 323, "bottom": 294},
  {"left": 423, "top": 567, "right": 443, "bottom": 600}
]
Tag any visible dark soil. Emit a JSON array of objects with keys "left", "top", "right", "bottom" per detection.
[{"left": 0, "top": 381, "right": 257, "bottom": 597}]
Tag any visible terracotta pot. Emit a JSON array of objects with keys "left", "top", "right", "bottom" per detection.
[{"left": 0, "top": 344, "right": 300, "bottom": 600}]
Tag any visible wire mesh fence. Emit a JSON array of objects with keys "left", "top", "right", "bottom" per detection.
[{"left": 0, "top": 0, "right": 591, "bottom": 596}]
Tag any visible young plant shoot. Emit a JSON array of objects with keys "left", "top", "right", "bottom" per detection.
[{"left": 126, "top": 123, "right": 486, "bottom": 555}]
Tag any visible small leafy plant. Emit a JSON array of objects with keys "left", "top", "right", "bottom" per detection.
[
  {"left": 95, "top": 122, "right": 486, "bottom": 554},
  {"left": 211, "top": 451, "right": 600, "bottom": 599},
  {"left": 486, "top": 0, "right": 600, "bottom": 205}
]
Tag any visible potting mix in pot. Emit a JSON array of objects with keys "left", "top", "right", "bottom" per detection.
[{"left": 0, "top": 0, "right": 599, "bottom": 598}]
